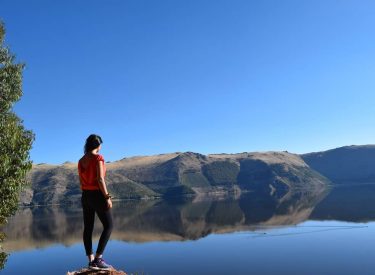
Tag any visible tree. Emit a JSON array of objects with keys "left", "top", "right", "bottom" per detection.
[{"left": 0, "top": 21, "right": 34, "bottom": 269}]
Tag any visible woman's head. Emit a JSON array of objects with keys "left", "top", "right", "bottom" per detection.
[{"left": 84, "top": 134, "right": 103, "bottom": 154}]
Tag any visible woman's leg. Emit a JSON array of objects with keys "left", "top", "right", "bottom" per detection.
[
  {"left": 95, "top": 208, "right": 113, "bottom": 256},
  {"left": 82, "top": 193, "right": 95, "bottom": 258}
]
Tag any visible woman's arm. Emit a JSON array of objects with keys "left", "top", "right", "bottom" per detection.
[
  {"left": 78, "top": 162, "right": 84, "bottom": 188},
  {"left": 97, "top": 160, "right": 112, "bottom": 209}
]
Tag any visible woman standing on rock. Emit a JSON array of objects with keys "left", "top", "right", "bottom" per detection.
[{"left": 78, "top": 134, "right": 113, "bottom": 270}]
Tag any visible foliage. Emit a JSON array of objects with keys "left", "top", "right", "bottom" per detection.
[
  {"left": 0, "top": 21, "right": 34, "bottom": 269},
  {"left": 203, "top": 161, "right": 240, "bottom": 185}
]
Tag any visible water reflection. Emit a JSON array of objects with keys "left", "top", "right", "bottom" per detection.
[
  {"left": 1, "top": 184, "right": 338, "bottom": 252},
  {"left": 3, "top": 183, "right": 375, "bottom": 253},
  {"left": 3, "top": 184, "right": 375, "bottom": 275},
  {"left": 311, "top": 183, "right": 375, "bottom": 222}
]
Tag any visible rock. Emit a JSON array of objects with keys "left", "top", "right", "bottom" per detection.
[{"left": 66, "top": 267, "right": 127, "bottom": 275}]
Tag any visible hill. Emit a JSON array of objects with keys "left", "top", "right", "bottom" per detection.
[
  {"left": 22, "top": 151, "right": 330, "bottom": 206},
  {"left": 301, "top": 145, "right": 375, "bottom": 184}
]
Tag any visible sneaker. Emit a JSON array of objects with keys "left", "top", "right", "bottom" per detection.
[
  {"left": 88, "top": 261, "right": 98, "bottom": 270},
  {"left": 90, "top": 257, "right": 112, "bottom": 270}
]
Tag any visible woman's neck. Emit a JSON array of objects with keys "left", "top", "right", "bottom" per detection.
[{"left": 87, "top": 149, "right": 99, "bottom": 156}]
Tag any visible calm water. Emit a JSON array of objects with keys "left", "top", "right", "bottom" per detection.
[{"left": 2, "top": 184, "right": 375, "bottom": 274}]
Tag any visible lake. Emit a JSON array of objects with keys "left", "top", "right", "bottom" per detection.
[{"left": 2, "top": 183, "right": 375, "bottom": 275}]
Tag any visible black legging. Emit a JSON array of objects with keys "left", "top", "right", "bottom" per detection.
[{"left": 81, "top": 190, "right": 113, "bottom": 256}]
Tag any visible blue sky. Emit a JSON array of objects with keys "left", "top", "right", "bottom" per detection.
[{"left": 2, "top": 0, "right": 375, "bottom": 164}]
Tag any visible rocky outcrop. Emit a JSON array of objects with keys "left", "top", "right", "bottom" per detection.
[{"left": 67, "top": 268, "right": 126, "bottom": 275}]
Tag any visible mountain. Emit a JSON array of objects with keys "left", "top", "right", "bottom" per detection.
[
  {"left": 301, "top": 145, "right": 375, "bottom": 184},
  {"left": 23, "top": 151, "right": 330, "bottom": 206}
]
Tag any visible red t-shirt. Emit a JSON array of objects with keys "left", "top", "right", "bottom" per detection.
[{"left": 78, "top": 154, "right": 106, "bottom": 190}]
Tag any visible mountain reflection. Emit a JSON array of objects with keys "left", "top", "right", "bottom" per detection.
[
  {"left": 4, "top": 184, "right": 375, "bottom": 252},
  {"left": 310, "top": 183, "right": 375, "bottom": 222}
]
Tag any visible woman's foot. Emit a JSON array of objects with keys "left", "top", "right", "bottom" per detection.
[
  {"left": 90, "top": 257, "right": 112, "bottom": 270},
  {"left": 88, "top": 260, "right": 97, "bottom": 270}
]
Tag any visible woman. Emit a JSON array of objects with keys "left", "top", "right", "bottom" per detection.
[{"left": 78, "top": 134, "right": 113, "bottom": 270}]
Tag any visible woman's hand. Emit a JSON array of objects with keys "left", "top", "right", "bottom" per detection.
[{"left": 106, "top": 198, "right": 113, "bottom": 209}]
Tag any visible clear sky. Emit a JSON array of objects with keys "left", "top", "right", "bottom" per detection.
[{"left": 2, "top": 0, "right": 375, "bottom": 164}]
